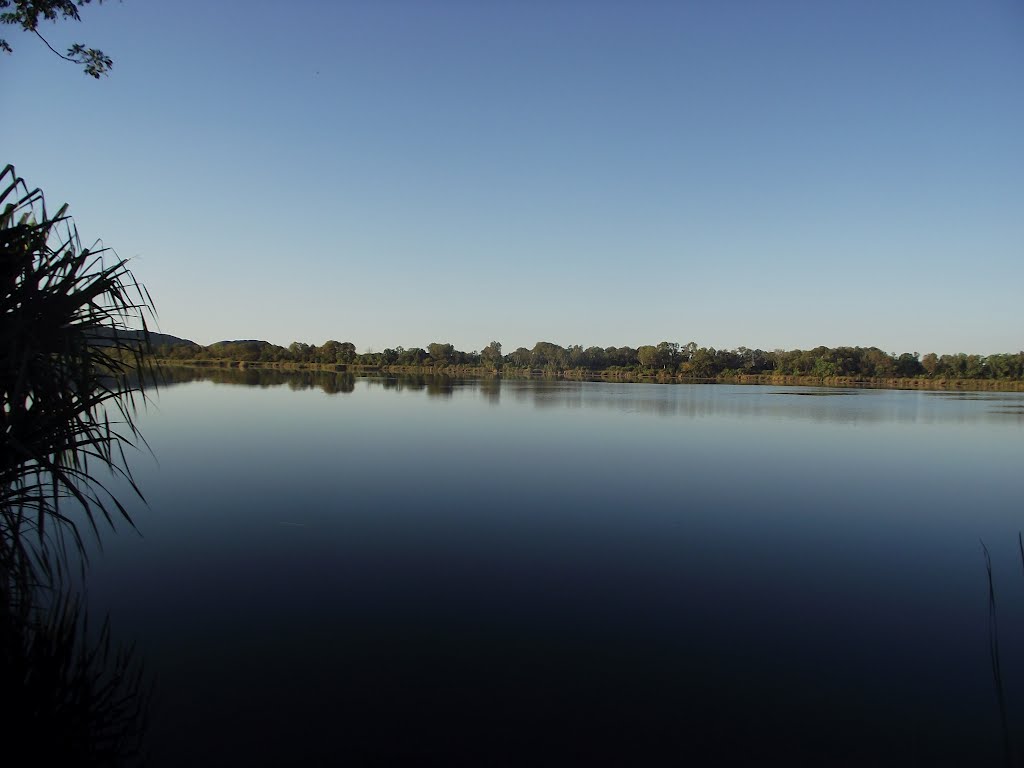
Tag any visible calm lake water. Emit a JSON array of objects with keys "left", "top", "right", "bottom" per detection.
[{"left": 84, "top": 372, "right": 1024, "bottom": 766}]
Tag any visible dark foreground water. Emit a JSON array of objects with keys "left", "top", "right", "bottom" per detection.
[{"left": 84, "top": 372, "right": 1024, "bottom": 766}]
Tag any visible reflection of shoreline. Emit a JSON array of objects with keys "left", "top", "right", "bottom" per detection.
[
  {"left": 151, "top": 365, "right": 1024, "bottom": 426},
  {"left": 154, "top": 365, "right": 357, "bottom": 394},
  {"left": 151, "top": 360, "right": 1024, "bottom": 393}
]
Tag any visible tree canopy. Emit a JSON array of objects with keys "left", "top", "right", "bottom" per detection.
[
  {"left": 148, "top": 334, "right": 1024, "bottom": 383},
  {"left": 1, "top": 0, "right": 112, "bottom": 77}
]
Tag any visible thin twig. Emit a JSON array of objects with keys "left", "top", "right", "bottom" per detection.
[{"left": 32, "top": 29, "right": 77, "bottom": 64}]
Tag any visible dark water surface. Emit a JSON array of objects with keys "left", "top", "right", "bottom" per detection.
[{"left": 85, "top": 374, "right": 1024, "bottom": 766}]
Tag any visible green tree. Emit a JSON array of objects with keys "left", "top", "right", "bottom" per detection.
[
  {"left": 684, "top": 347, "right": 718, "bottom": 378},
  {"left": 862, "top": 348, "right": 894, "bottom": 377},
  {"left": 481, "top": 340, "right": 502, "bottom": 367},
  {"left": 657, "top": 341, "right": 680, "bottom": 370},
  {"left": 401, "top": 347, "right": 427, "bottom": 365},
  {"left": 603, "top": 346, "right": 637, "bottom": 368},
  {"left": 508, "top": 347, "right": 531, "bottom": 367},
  {"left": 338, "top": 342, "right": 356, "bottom": 363},
  {"left": 530, "top": 341, "right": 567, "bottom": 370},
  {"left": 811, "top": 357, "right": 836, "bottom": 377},
  {"left": 963, "top": 354, "right": 985, "bottom": 379},
  {"left": 637, "top": 345, "right": 660, "bottom": 369},
  {"left": 921, "top": 352, "right": 939, "bottom": 376},
  {"left": 288, "top": 341, "right": 311, "bottom": 362},
  {"left": 318, "top": 339, "right": 342, "bottom": 363},
  {"left": 894, "top": 352, "right": 922, "bottom": 378},
  {"left": 427, "top": 342, "right": 455, "bottom": 365},
  {"left": 582, "top": 346, "right": 607, "bottom": 370}
]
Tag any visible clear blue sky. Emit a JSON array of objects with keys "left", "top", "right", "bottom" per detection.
[{"left": 2, "top": 0, "right": 1021, "bottom": 354}]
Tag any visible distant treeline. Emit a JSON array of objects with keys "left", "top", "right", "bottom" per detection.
[{"left": 151, "top": 339, "right": 1024, "bottom": 381}]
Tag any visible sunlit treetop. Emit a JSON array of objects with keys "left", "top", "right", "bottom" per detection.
[{"left": 0, "top": 0, "right": 112, "bottom": 77}]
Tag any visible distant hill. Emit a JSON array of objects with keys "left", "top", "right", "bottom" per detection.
[
  {"left": 148, "top": 331, "right": 199, "bottom": 348},
  {"left": 144, "top": 337, "right": 291, "bottom": 362},
  {"left": 89, "top": 328, "right": 198, "bottom": 348},
  {"left": 209, "top": 339, "right": 273, "bottom": 347}
]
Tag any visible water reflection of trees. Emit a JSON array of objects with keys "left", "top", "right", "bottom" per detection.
[
  {"left": 366, "top": 374, "right": 462, "bottom": 399},
  {"left": 161, "top": 367, "right": 500, "bottom": 402},
  {"left": 156, "top": 368, "right": 1024, "bottom": 425},
  {"left": 157, "top": 365, "right": 356, "bottom": 394}
]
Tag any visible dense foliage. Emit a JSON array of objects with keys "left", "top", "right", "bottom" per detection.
[{"left": 154, "top": 337, "right": 1024, "bottom": 381}]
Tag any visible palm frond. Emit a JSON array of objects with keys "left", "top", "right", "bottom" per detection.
[{"left": 1, "top": 163, "right": 156, "bottom": 584}]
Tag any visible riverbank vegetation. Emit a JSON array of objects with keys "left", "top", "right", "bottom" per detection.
[{"left": 150, "top": 338, "right": 1024, "bottom": 391}]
